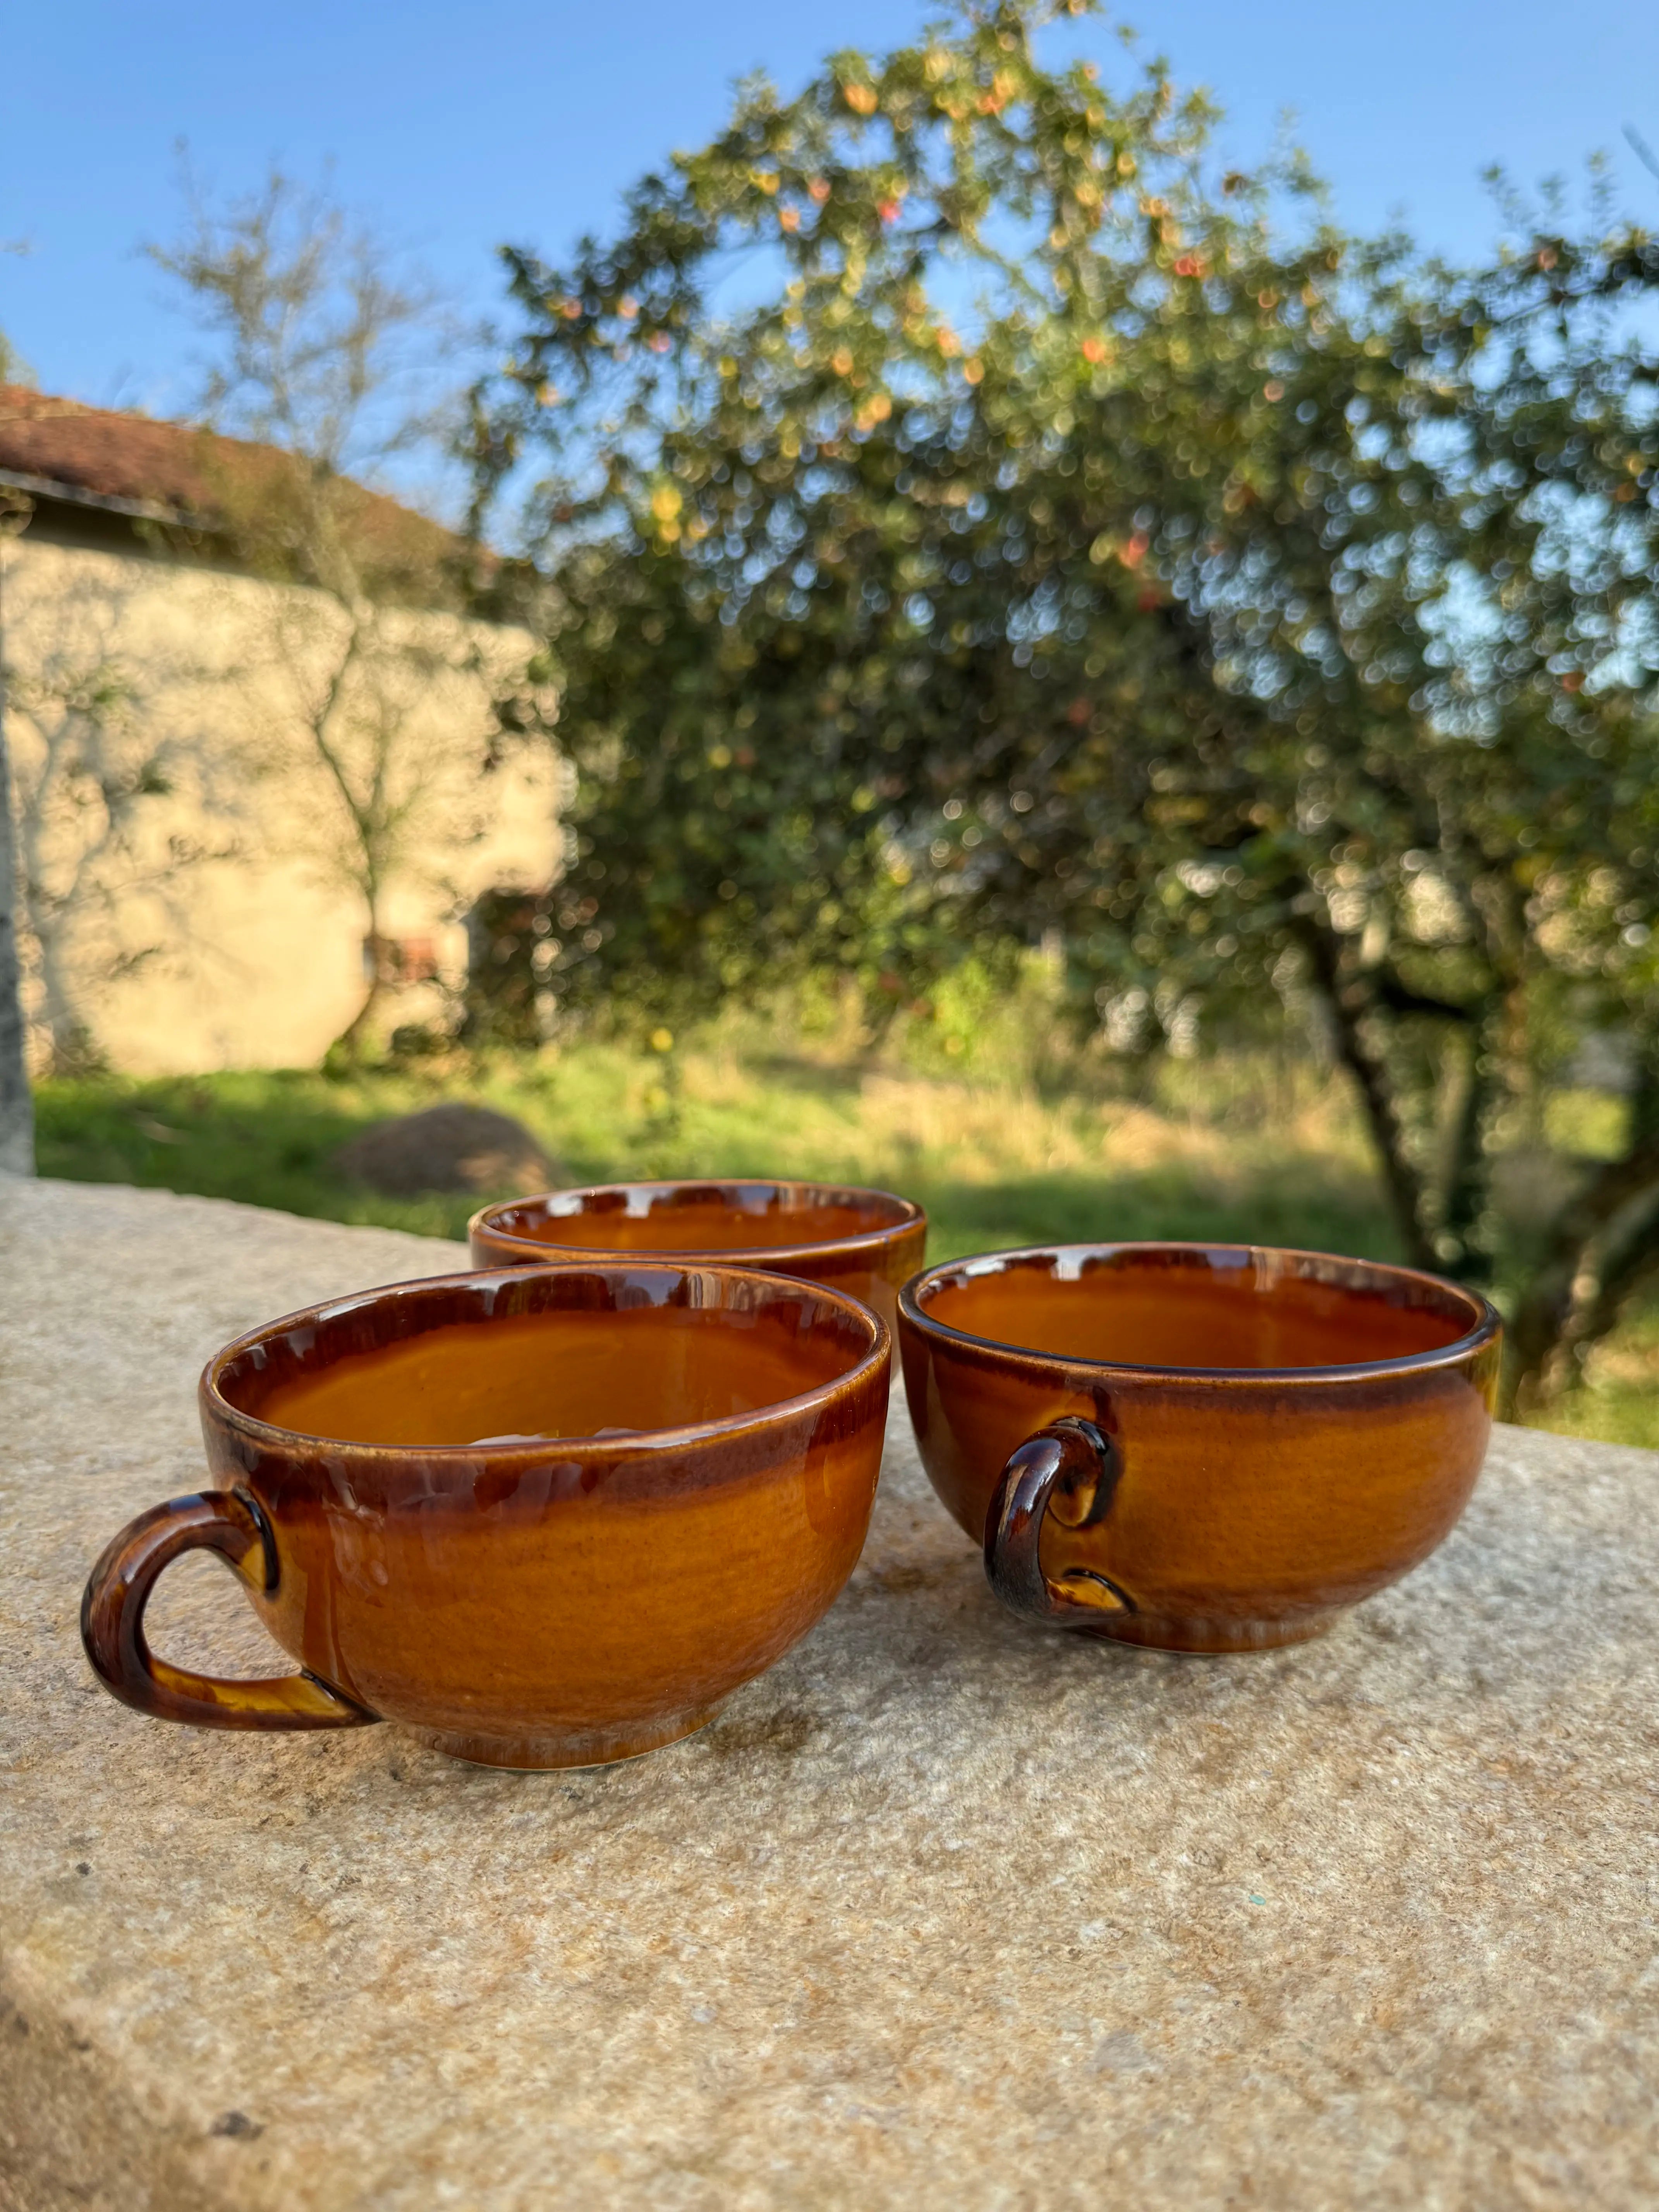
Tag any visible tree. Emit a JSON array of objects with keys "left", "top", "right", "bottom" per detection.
[
  {"left": 480, "top": 0, "right": 1659, "bottom": 1413},
  {"left": 153, "top": 168, "right": 525, "bottom": 1060},
  {"left": 472, "top": 0, "right": 1233, "bottom": 1003}
]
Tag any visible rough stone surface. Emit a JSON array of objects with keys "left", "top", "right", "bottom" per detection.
[
  {"left": 3, "top": 1173, "right": 1659, "bottom": 2209},
  {"left": 331, "top": 1102, "right": 556, "bottom": 1198}
]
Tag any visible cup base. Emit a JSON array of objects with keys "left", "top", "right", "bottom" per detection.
[
  {"left": 1085, "top": 1611, "right": 1338, "bottom": 1654},
  {"left": 404, "top": 1699, "right": 728, "bottom": 1770}
]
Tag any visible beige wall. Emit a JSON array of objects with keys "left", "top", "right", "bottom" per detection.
[{"left": 1, "top": 531, "right": 560, "bottom": 1074}]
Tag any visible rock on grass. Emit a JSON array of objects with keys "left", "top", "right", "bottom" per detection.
[{"left": 332, "top": 1103, "right": 560, "bottom": 1198}]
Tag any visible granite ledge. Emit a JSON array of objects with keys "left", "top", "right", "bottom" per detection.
[{"left": 3, "top": 1175, "right": 1658, "bottom": 2210}]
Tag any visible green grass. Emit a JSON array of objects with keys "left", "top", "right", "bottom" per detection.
[
  {"left": 1527, "top": 1304, "right": 1659, "bottom": 1452},
  {"left": 30, "top": 1036, "right": 1659, "bottom": 1450},
  {"left": 37, "top": 1068, "right": 486, "bottom": 1241},
  {"left": 33, "top": 1044, "right": 1398, "bottom": 1267}
]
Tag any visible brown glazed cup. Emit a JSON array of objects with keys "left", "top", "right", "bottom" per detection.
[
  {"left": 470, "top": 1180, "right": 927, "bottom": 1330},
  {"left": 82, "top": 1262, "right": 890, "bottom": 1768},
  {"left": 898, "top": 1242, "right": 1501, "bottom": 1653}
]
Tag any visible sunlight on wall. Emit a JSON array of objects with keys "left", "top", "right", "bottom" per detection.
[{"left": 2, "top": 534, "right": 560, "bottom": 1072}]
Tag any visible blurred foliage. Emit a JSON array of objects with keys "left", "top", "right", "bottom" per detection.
[
  {"left": 460, "top": 886, "right": 561, "bottom": 1049},
  {"left": 475, "top": 0, "right": 1659, "bottom": 1411}
]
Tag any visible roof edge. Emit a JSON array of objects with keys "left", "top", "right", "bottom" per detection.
[{"left": 0, "top": 465, "right": 196, "bottom": 529}]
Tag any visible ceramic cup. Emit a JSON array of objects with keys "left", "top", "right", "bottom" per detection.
[
  {"left": 898, "top": 1242, "right": 1501, "bottom": 1652},
  {"left": 82, "top": 1262, "right": 890, "bottom": 1768},
  {"left": 470, "top": 1180, "right": 927, "bottom": 1330}
]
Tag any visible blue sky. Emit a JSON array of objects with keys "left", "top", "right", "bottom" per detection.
[{"left": 5, "top": 0, "right": 1657, "bottom": 422}]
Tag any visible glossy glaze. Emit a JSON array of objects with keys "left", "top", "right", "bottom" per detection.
[
  {"left": 469, "top": 1180, "right": 927, "bottom": 1330},
  {"left": 899, "top": 1242, "right": 1501, "bottom": 1652},
  {"left": 82, "top": 1263, "right": 891, "bottom": 1766}
]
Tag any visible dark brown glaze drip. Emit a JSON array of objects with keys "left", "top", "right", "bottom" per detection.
[
  {"left": 482, "top": 1180, "right": 916, "bottom": 1252},
  {"left": 80, "top": 1489, "right": 379, "bottom": 1730},
  {"left": 899, "top": 1241, "right": 1501, "bottom": 1655},
  {"left": 82, "top": 1261, "right": 892, "bottom": 1765},
  {"left": 257, "top": 1309, "right": 841, "bottom": 1443},
  {"left": 468, "top": 1180, "right": 927, "bottom": 1331},
  {"left": 912, "top": 1242, "right": 1488, "bottom": 1376}
]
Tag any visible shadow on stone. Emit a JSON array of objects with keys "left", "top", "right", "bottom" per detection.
[{"left": 697, "top": 1707, "right": 818, "bottom": 1761}]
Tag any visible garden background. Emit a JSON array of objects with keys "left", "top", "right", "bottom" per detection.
[{"left": 5, "top": 0, "right": 1659, "bottom": 1445}]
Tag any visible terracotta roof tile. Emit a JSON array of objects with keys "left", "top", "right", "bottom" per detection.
[{"left": 0, "top": 385, "right": 455, "bottom": 576}]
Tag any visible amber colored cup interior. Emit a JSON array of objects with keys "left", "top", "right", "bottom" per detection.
[
  {"left": 215, "top": 1268, "right": 883, "bottom": 1449},
  {"left": 912, "top": 1245, "right": 1488, "bottom": 1373},
  {"left": 477, "top": 1180, "right": 919, "bottom": 1259}
]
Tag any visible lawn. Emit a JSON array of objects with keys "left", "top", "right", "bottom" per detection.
[
  {"left": 33, "top": 1043, "right": 1401, "bottom": 1260},
  {"left": 30, "top": 1027, "right": 1659, "bottom": 1450}
]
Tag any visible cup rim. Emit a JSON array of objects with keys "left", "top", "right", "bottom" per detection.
[
  {"left": 203, "top": 1259, "right": 891, "bottom": 1458},
  {"left": 468, "top": 1178, "right": 926, "bottom": 1268},
  {"left": 898, "top": 1240, "right": 1502, "bottom": 1386}
]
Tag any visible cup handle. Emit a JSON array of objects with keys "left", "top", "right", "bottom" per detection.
[
  {"left": 983, "top": 1415, "right": 1138, "bottom": 1629},
  {"left": 81, "top": 1489, "right": 378, "bottom": 1731}
]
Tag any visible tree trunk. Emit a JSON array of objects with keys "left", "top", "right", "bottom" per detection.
[
  {"left": 1503, "top": 1121, "right": 1659, "bottom": 1415},
  {"left": 1551, "top": 1195, "right": 1659, "bottom": 1388},
  {"left": 1434, "top": 1001, "right": 1502, "bottom": 1278},
  {"left": 1291, "top": 913, "right": 1437, "bottom": 1272},
  {"left": 328, "top": 921, "right": 388, "bottom": 1067},
  {"left": 0, "top": 538, "right": 34, "bottom": 1174},
  {"left": 330, "top": 979, "right": 386, "bottom": 1066}
]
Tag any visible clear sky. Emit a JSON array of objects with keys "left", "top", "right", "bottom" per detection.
[{"left": 5, "top": 0, "right": 1657, "bottom": 423}]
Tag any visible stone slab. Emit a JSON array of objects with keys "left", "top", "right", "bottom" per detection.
[{"left": 2, "top": 1173, "right": 1658, "bottom": 2209}]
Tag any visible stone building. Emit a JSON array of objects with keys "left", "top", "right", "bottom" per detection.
[{"left": 0, "top": 387, "right": 558, "bottom": 1073}]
